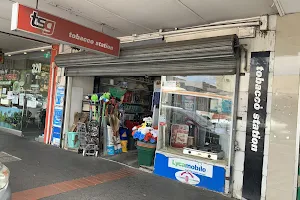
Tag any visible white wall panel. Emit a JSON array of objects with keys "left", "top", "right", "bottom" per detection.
[
  {"left": 266, "top": 13, "right": 300, "bottom": 200},
  {"left": 235, "top": 131, "right": 246, "bottom": 152},
  {"left": 232, "top": 169, "right": 243, "bottom": 199},
  {"left": 233, "top": 16, "right": 277, "bottom": 198},
  {"left": 237, "top": 91, "right": 249, "bottom": 113}
]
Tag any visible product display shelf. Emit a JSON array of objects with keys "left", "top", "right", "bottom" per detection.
[
  {"left": 123, "top": 102, "right": 149, "bottom": 106},
  {"left": 100, "top": 83, "right": 151, "bottom": 93},
  {"left": 125, "top": 111, "right": 146, "bottom": 114},
  {"left": 132, "top": 89, "right": 152, "bottom": 93},
  {"left": 161, "top": 104, "right": 231, "bottom": 117},
  {"left": 125, "top": 77, "right": 153, "bottom": 85},
  {"left": 100, "top": 83, "right": 118, "bottom": 87},
  {"left": 162, "top": 89, "right": 232, "bottom": 100}
]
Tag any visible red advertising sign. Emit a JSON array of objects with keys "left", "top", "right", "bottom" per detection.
[
  {"left": 0, "top": 74, "right": 18, "bottom": 81},
  {"left": 11, "top": 3, "right": 120, "bottom": 57}
]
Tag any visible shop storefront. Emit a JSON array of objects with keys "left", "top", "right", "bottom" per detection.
[
  {"left": 55, "top": 35, "right": 241, "bottom": 194},
  {"left": 5, "top": 2, "right": 286, "bottom": 199},
  {"left": 0, "top": 49, "right": 51, "bottom": 138}
]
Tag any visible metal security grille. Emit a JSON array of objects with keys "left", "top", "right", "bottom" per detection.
[{"left": 55, "top": 35, "right": 239, "bottom": 77}]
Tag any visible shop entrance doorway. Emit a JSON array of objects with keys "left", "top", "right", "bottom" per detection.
[{"left": 91, "top": 76, "right": 160, "bottom": 169}]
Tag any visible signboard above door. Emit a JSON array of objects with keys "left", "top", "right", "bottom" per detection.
[{"left": 11, "top": 3, "right": 120, "bottom": 57}]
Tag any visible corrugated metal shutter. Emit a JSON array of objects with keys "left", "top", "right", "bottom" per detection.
[{"left": 55, "top": 35, "right": 239, "bottom": 77}]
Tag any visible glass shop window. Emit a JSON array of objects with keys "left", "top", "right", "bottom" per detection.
[{"left": 159, "top": 75, "right": 235, "bottom": 162}]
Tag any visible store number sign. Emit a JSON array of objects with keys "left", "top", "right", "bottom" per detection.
[{"left": 32, "top": 63, "right": 42, "bottom": 74}]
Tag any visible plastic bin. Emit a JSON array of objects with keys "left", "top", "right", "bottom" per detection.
[
  {"left": 137, "top": 145, "right": 156, "bottom": 166},
  {"left": 67, "top": 132, "right": 80, "bottom": 148},
  {"left": 121, "top": 140, "right": 128, "bottom": 152},
  {"left": 128, "top": 135, "right": 136, "bottom": 150},
  {"left": 107, "top": 145, "right": 115, "bottom": 155}
]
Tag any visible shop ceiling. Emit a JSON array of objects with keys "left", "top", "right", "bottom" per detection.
[{"left": 0, "top": 0, "right": 299, "bottom": 52}]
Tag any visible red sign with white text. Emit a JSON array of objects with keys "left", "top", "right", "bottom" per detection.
[{"left": 11, "top": 3, "right": 120, "bottom": 57}]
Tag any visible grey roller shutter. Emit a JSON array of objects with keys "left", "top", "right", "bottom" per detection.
[{"left": 55, "top": 35, "right": 239, "bottom": 77}]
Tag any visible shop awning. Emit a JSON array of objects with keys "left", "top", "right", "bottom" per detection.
[{"left": 55, "top": 35, "right": 240, "bottom": 77}]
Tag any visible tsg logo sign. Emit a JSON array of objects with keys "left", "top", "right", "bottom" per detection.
[{"left": 30, "top": 11, "right": 56, "bottom": 35}]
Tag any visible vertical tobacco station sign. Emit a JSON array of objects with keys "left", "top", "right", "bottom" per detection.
[{"left": 242, "top": 52, "right": 270, "bottom": 200}]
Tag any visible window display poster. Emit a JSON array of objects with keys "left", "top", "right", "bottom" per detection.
[
  {"left": 221, "top": 100, "right": 232, "bottom": 114},
  {"left": 164, "top": 81, "right": 177, "bottom": 88},
  {"left": 210, "top": 99, "right": 221, "bottom": 113},
  {"left": 170, "top": 124, "right": 189, "bottom": 148},
  {"left": 19, "top": 93, "right": 25, "bottom": 106},
  {"left": 0, "top": 106, "right": 22, "bottom": 130},
  {"left": 12, "top": 95, "right": 18, "bottom": 104},
  {"left": 55, "top": 87, "right": 65, "bottom": 107},
  {"left": 7, "top": 91, "right": 13, "bottom": 100},
  {"left": 183, "top": 96, "right": 195, "bottom": 111},
  {"left": 154, "top": 152, "right": 225, "bottom": 193}
]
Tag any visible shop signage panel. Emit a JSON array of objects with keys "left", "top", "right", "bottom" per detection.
[
  {"left": 51, "top": 86, "right": 65, "bottom": 147},
  {"left": 242, "top": 52, "right": 270, "bottom": 200},
  {"left": 11, "top": 3, "right": 120, "bottom": 57},
  {"left": 154, "top": 152, "right": 225, "bottom": 193},
  {"left": 55, "top": 87, "right": 65, "bottom": 107},
  {"left": 52, "top": 107, "right": 63, "bottom": 127},
  {"left": 52, "top": 126, "right": 61, "bottom": 147}
]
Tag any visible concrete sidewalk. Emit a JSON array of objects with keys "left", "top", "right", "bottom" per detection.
[{"left": 0, "top": 132, "right": 233, "bottom": 200}]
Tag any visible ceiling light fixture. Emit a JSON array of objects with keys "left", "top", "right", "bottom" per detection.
[
  {"left": 8, "top": 55, "right": 11, "bottom": 57},
  {"left": 41, "top": 49, "right": 45, "bottom": 52},
  {"left": 24, "top": 52, "right": 27, "bottom": 55},
  {"left": 4, "top": 46, "right": 52, "bottom": 57}
]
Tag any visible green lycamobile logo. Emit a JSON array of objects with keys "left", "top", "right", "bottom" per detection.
[
  {"left": 172, "top": 160, "right": 207, "bottom": 173},
  {"left": 168, "top": 157, "right": 213, "bottom": 178}
]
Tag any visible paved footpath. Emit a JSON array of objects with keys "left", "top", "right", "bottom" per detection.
[{"left": 0, "top": 132, "right": 234, "bottom": 200}]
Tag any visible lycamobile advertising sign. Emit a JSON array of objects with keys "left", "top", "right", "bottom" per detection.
[
  {"left": 168, "top": 158, "right": 213, "bottom": 178},
  {"left": 154, "top": 153, "right": 225, "bottom": 193}
]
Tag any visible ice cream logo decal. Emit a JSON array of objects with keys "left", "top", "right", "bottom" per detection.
[{"left": 175, "top": 171, "right": 200, "bottom": 185}]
